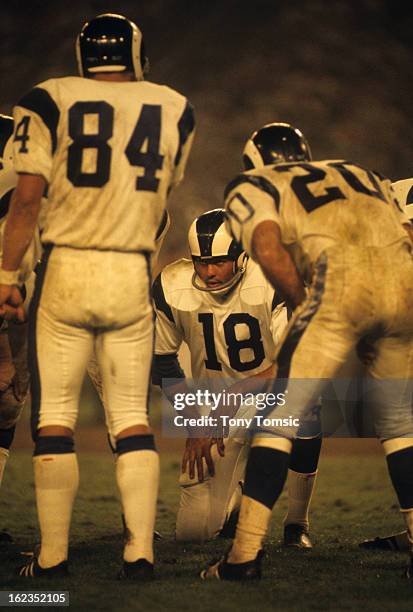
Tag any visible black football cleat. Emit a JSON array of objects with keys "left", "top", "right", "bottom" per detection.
[
  {"left": 17, "top": 557, "right": 69, "bottom": 578},
  {"left": 359, "top": 531, "right": 409, "bottom": 552},
  {"left": 200, "top": 550, "right": 263, "bottom": 581},
  {"left": 283, "top": 524, "right": 313, "bottom": 549},
  {"left": 118, "top": 558, "right": 154, "bottom": 581}
]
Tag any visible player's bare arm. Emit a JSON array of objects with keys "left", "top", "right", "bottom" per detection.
[
  {"left": 251, "top": 219, "right": 306, "bottom": 309},
  {"left": 2, "top": 174, "right": 44, "bottom": 272}
]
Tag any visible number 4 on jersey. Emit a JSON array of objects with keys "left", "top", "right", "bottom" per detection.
[
  {"left": 125, "top": 104, "right": 164, "bottom": 192},
  {"left": 67, "top": 102, "right": 164, "bottom": 191}
]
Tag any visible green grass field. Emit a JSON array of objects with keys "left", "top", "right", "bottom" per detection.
[{"left": 1, "top": 439, "right": 412, "bottom": 611}]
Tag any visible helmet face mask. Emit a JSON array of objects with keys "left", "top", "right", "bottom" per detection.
[
  {"left": 242, "top": 122, "right": 312, "bottom": 170},
  {"left": 188, "top": 209, "right": 247, "bottom": 295},
  {"left": 76, "top": 13, "right": 149, "bottom": 80}
]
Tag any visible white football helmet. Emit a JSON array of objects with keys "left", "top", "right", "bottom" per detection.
[{"left": 188, "top": 208, "right": 247, "bottom": 295}]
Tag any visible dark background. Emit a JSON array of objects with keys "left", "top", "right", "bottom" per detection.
[{"left": 1, "top": 0, "right": 412, "bottom": 264}]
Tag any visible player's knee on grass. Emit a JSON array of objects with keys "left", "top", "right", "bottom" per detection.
[{"left": 176, "top": 477, "right": 213, "bottom": 541}]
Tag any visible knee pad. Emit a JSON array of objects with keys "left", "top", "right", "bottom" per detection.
[
  {"left": 115, "top": 434, "right": 156, "bottom": 456},
  {"left": 34, "top": 436, "right": 75, "bottom": 456}
]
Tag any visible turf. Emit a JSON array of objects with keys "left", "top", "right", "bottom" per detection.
[{"left": 0, "top": 446, "right": 411, "bottom": 611}]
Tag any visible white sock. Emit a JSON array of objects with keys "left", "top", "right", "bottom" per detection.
[
  {"left": 284, "top": 469, "right": 317, "bottom": 530},
  {"left": 116, "top": 450, "right": 159, "bottom": 564},
  {"left": 0, "top": 447, "right": 9, "bottom": 486},
  {"left": 228, "top": 496, "right": 272, "bottom": 564},
  {"left": 34, "top": 453, "right": 79, "bottom": 568}
]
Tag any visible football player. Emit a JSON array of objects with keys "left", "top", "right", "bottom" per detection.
[
  {"left": 0, "top": 115, "right": 40, "bottom": 542},
  {"left": 201, "top": 123, "right": 413, "bottom": 580},
  {"left": 152, "top": 208, "right": 322, "bottom": 545},
  {"left": 358, "top": 177, "right": 413, "bottom": 553},
  {"left": 0, "top": 13, "right": 195, "bottom": 579}
]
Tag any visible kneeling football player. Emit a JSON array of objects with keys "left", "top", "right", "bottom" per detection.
[{"left": 152, "top": 208, "right": 322, "bottom": 546}]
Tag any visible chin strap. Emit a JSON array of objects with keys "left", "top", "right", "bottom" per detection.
[{"left": 191, "top": 254, "right": 248, "bottom": 295}]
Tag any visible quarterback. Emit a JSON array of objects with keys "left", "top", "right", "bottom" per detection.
[
  {"left": 152, "top": 208, "right": 321, "bottom": 544},
  {"left": 0, "top": 14, "right": 194, "bottom": 579},
  {"left": 201, "top": 123, "right": 413, "bottom": 581}
]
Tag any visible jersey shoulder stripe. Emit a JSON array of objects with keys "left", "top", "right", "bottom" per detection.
[
  {"left": 16, "top": 87, "right": 60, "bottom": 153},
  {"left": 152, "top": 273, "right": 174, "bottom": 323},
  {"left": 175, "top": 101, "right": 195, "bottom": 166},
  {"left": 224, "top": 172, "right": 280, "bottom": 210}
]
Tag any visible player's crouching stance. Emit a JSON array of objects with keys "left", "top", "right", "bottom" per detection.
[
  {"left": 359, "top": 177, "right": 413, "bottom": 555},
  {"left": 0, "top": 13, "right": 194, "bottom": 579},
  {"left": 152, "top": 208, "right": 321, "bottom": 547},
  {"left": 201, "top": 123, "right": 413, "bottom": 581}
]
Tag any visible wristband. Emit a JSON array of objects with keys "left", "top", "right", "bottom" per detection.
[{"left": 0, "top": 269, "right": 20, "bottom": 285}]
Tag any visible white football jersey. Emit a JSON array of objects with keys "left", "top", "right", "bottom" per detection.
[
  {"left": 392, "top": 178, "right": 413, "bottom": 220},
  {"left": 225, "top": 160, "right": 410, "bottom": 283},
  {"left": 153, "top": 258, "right": 287, "bottom": 385},
  {"left": 13, "top": 77, "right": 195, "bottom": 253}
]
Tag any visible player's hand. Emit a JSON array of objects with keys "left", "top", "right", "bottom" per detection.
[
  {"left": 0, "top": 285, "right": 25, "bottom": 322},
  {"left": 182, "top": 437, "right": 215, "bottom": 482},
  {"left": 212, "top": 437, "right": 225, "bottom": 457}
]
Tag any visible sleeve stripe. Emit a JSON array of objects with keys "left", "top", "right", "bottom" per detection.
[
  {"left": 271, "top": 292, "right": 285, "bottom": 311},
  {"left": 152, "top": 273, "right": 175, "bottom": 323},
  {"left": 224, "top": 174, "right": 280, "bottom": 211},
  {"left": 155, "top": 210, "right": 169, "bottom": 240},
  {"left": 174, "top": 101, "right": 195, "bottom": 166},
  {"left": 17, "top": 88, "right": 60, "bottom": 154}
]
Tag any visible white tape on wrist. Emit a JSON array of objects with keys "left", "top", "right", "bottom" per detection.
[{"left": 0, "top": 269, "right": 20, "bottom": 285}]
